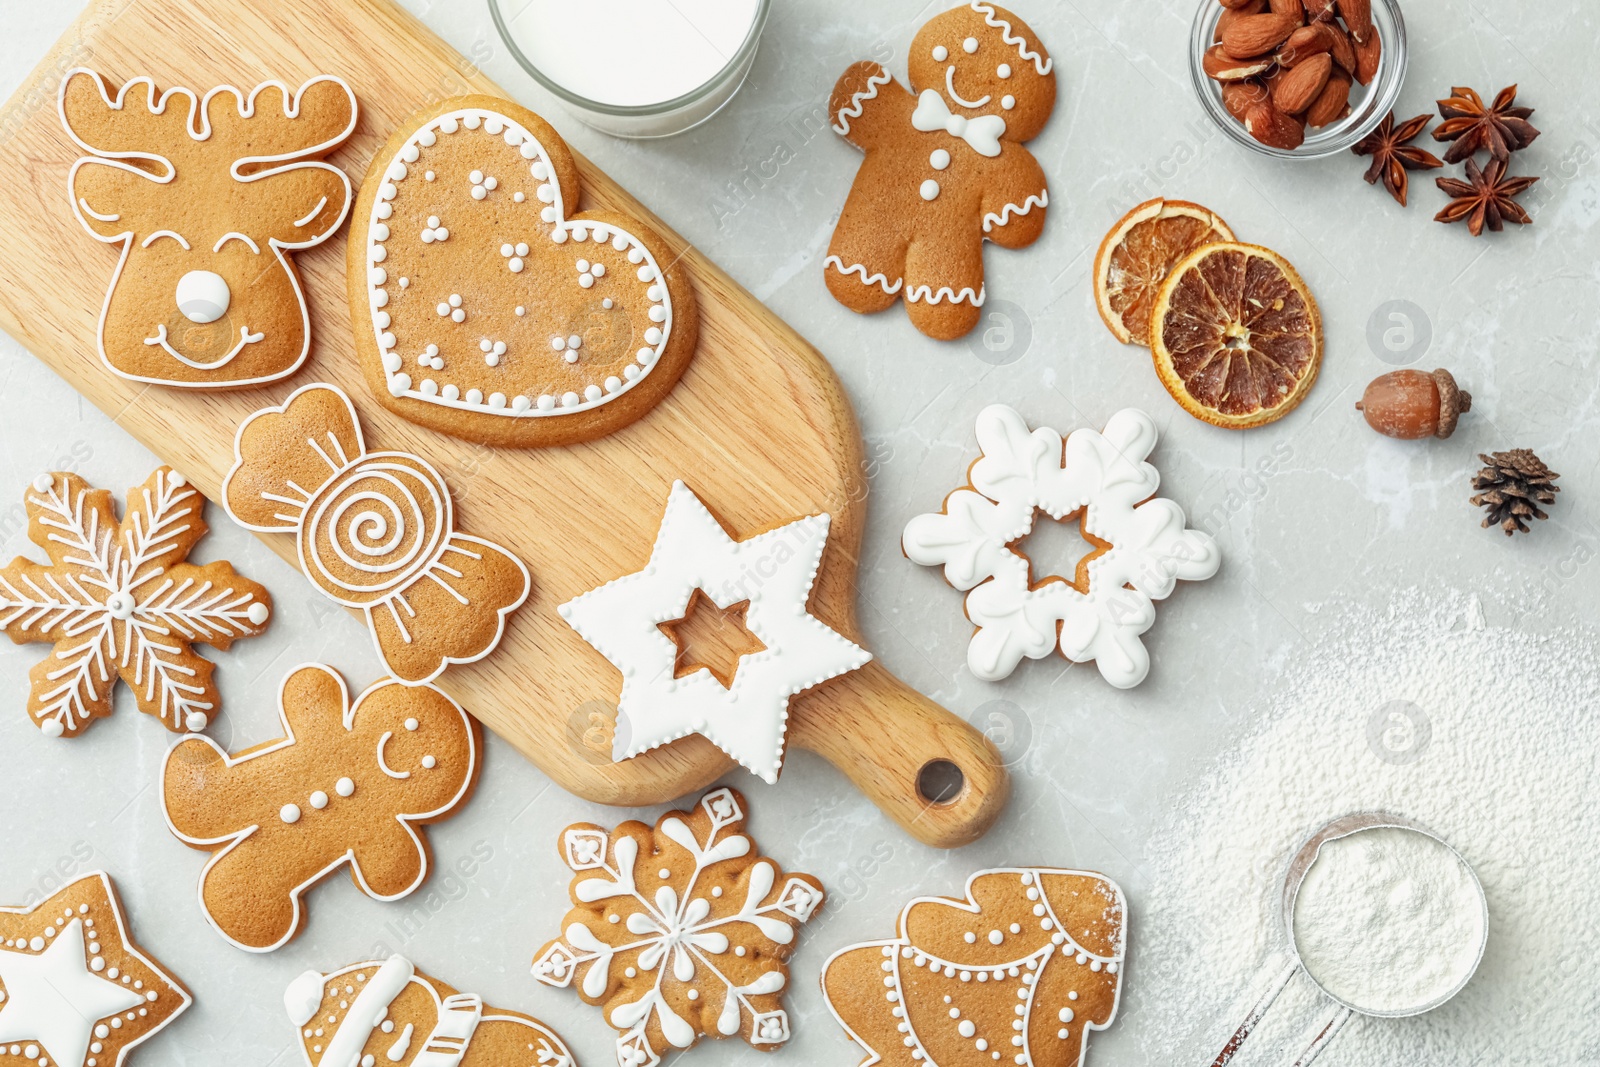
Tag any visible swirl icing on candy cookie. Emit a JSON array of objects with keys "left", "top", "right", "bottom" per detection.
[
  {"left": 353, "top": 96, "right": 698, "bottom": 448},
  {"left": 222, "top": 383, "right": 530, "bottom": 686}
]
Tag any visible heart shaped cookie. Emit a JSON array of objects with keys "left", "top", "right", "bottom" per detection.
[{"left": 350, "top": 95, "right": 697, "bottom": 447}]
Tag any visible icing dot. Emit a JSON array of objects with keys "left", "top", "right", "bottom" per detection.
[
  {"left": 658, "top": 869, "right": 671, "bottom": 879},
  {"left": 998, "top": 63, "right": 1012, "bottom": 78},
  {"left": 932, "top": 45, "right": 949, "bottom": 61},
  {"left": 1002, "top": 94, "right": 1016, "bottom": 110},
  {"left": 424, "top": 171, "right": 435, "bottom": 181},
  {"left": 442, "top": 384, "right": 460, "bottom": 401},
  {"left": 310, "top": 791, "right": 329, "bottom": 809},
  {"left": 452, "top": 309, "right": 465, "bottom": 323},
  {"left": 513, "top": 191, "right": 525, "bottom": 202},
  {"left": 421, "top": 755, "right": 437, "bottom": 769},
  {"left": 1010, "top": 923, "right": 1021, "bottom": 934},
  {"left": 964, "top": 36, "right": 979, "bottom": 52},
  {"left": 921, "top": 179, "right": 941, "bottom": 201},
  {"left": 931, "top": 149, "right": 951, "bottom": 170},
  {"left": 964, "top": 932, "right": 976, "bottom": 943},
  {"left": 960, "top": 1021, "right": 976, "bottom": 1037},
  {"left": 567, "top": 335, "right": 583, "bottom": 350},
  {"left": 686, "top": 989, "right": 698, "bottom": 1001},
  {"left": 281, "top": 804, "right": 301, "bottom": 824},
  {"left": 185, "top": 711, "right": 208, "bottom": 732},
  {"left": 39, "top": 719, "right": 63, "bottom": 738}
]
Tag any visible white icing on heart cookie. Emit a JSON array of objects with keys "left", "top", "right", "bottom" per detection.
[{"left": 363, "top": 107, "right": 673, "bottom": 420}]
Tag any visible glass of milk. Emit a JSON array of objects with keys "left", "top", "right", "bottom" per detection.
[{"left": 489, "top": 0, "right": 770, "bottom": 138}]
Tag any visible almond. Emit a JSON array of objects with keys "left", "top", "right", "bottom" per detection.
[
  {"left": 1272, "top": 52, "right": 1332, "bottom": 113},
  {"left": 1304, "top": 68, "right": 1352, "bottom": 126},
  {"left": 1268, "top": 0, "right": 1306, "bottom": 19},
  {"left": 1353, "top": 25, "right": 1382, "bottom": 85},
  {"left": 1222, "top": 79, "right": 1271, "bottom": 120},
  {"left": 1275, "top": 23, "right": 1332, "bottom": 65},
  {"left": 1215, "top": 0, "right": 1269, "bottom": 43},
  {"left": 1324, "top": 22, "right": 1357, "bottom": 75},
  {"left": 1337, "top": 0, "right": 1373, "bottom": 43},
  {"left": 1244, "top": 98, "right": 1306, "bottom": 150},
  {"left": 1305, "top": 0, "right": 1338, "bottom": 19},
  {"left": 1204, "top": 44, "right": 1275, "bottom": 81},
  {"left": 1222, "top": 12, "right": 1301, "bottom": 58},
  {"left": 1218, "top": 0, "right": 1258, "bottom": 9}
]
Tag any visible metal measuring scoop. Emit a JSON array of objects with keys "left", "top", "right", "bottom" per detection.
[{"left": 1210, "top": 812, "right": 1489, "bottom": 1067}]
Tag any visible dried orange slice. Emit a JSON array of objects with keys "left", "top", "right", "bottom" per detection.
[
  {"left": 1150, "top": 242, "right": 1322, "bottom": 430},
  {"left": 1094, "top": 198, "right": 1236, "bottom": 346}
]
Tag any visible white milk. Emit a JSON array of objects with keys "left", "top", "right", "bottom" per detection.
[{"left": 497, "top": 0, "right": 764, "bottom": 135}]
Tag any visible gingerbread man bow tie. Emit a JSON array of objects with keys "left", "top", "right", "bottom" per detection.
[{"left": 911, "top": 89, "right": 1007, "bottom": 157}]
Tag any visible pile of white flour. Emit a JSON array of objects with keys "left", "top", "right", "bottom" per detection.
[{"left": 1130, "top": 588, "right": 1600, "bottom": 1064}]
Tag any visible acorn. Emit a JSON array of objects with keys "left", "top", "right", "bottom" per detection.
[{"left": 1356, "top": 368, "right": 1472, "bottom": 439}]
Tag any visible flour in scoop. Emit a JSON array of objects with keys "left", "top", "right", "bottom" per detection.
[
  {"left": 501, "top": 0, "right": 761, "bottom": 107},
  {"left": 1292, "top": 827, "right": 1484, "bottom": 1015}
]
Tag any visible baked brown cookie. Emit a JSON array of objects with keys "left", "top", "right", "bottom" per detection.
[
  {"left": 0, "top": 467, "right": 272, "bottom": 737},
  {"left": 827, "top": 4, "right": 1055, "bottom": 340},
  {"left": 285, "top": 954, "right": 576, "bottom": 1067},
  {"left": 60, "top": 68, "right": 355, "bottom": 388},
  {"left": 162, "top": 663, "right": 479, "bottom": 952},
  {"left": 223, "top": 383, "right": 530, "bottom": 685},
  {"left": 0, "top": 871, "right": 191, "bottom": 1067},
  {"left": 822, "top": 867, "right": 1126, "bottom": 1067},
  {"left": 350, "top": 95, "right": 697, "bottom": 447},
  {"left": 532, "top": 788, "right": 824, "bottom": 1065}
]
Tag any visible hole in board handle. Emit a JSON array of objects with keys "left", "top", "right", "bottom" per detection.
[{"left": 917, "top": 759, "right": 966, "bottom": 806}]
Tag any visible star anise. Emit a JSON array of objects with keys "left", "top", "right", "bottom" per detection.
[
  {"left": 1433, "top": 85, "right": 1540, "bottom": 164},
  {"left": 1435, "top": 157, "right": 1538, "bottom": 236},
  {"left": 1352, "top": 112, "right": 1443, "bottom": 206}
]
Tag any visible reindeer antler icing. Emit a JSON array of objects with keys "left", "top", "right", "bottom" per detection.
[{"left": 224, "top": 384, "right": 530, "bottom": 685}]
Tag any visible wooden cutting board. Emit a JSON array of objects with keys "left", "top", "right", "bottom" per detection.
[{"left": 0, "top": 0, "right": 1008, "bottom": 847}]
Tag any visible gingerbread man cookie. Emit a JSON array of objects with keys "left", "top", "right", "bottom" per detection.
[
  {"left": 60, "top": 68, "right": 355, "bottom": 388},
  {"left": 532, "top": 788, "right": 824, "bottom": 1066},
  {"left": 351, "top": 95, "right": 697, "bottom": 448},
  {"left": 0, "top": 466, "right": 272, "bottom": 737},
  {"left": 285, "top": 955, "right": 575, "bottom": 1067},
  {"left": 160, "top": 663, "right": 479, "bottom": 952},
  {"left": 821, "top": 867, "right": 1125, "bottom": 1067},
  {"left": 827, "top": 3, "right": 1055, "bottom": 340},
  {"left": 0, "top": 872, "right": 191, "bottom": 1067},
  {"left": 223, "top": 383, "right": 530, "bottom": 685}
]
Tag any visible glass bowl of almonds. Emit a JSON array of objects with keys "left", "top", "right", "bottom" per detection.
[{"left": 1190, "top": 0, "right": 1407, "bottom": 158}]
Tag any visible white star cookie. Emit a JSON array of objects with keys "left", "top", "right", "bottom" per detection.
[{"left": 558, "top": 481, "right": 871, "bottom": 783}]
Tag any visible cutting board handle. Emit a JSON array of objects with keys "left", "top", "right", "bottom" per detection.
[{"left": 793, "top": 660, "right": 1009, "bottom": 849}]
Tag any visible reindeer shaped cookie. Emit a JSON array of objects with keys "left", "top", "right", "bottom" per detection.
[
  {"left": 60, "top": 68, "right": 356, "bottom": 388},
  {"left": 827, "top": 3, "right": 1055, "bottom": 341},
  {"left": 161, "top": 664, "right": 479, "bottom": 952}
]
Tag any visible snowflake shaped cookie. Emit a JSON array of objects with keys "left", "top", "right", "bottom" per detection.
[
  {"left": 558, "top": 481, "right": 870, "bottom": 783},
  {"left": 532, "top": 788, "right": 824, "bottom": 1067},
  {"left": 903, "top": 406, "right": 1219, "bottom": 688},
  {"left": 0, "top": 467, "right": 272, "bottom": 736}
]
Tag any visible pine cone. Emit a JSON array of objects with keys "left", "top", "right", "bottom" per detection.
[{"left": 1470, "top": 449, "right": 1559, "bottom": 536}]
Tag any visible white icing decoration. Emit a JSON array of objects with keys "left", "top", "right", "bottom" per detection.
[
  {"left": 533, "top": 790, "right": 819, "bottom": 1062},
  {"left": 0, "top": 469, "right": 269, "bottom": 735},
  {"left": 902, "top": 406, "right": 1219, "bottom": 688},
  {"left": 360, "top": 106, "right": 674, "bottom": 420},
  {"left": 971, "top": 1, "right": 1053, "bottom": 75},
  {"left": 175, "top": 269, "right": 231, "bottom": 324},
  {"left": 832, "top": 69, "right": 893, "bottom": 136},
  {"left": 558, "top": 482, "right": 870, "bottom": 783},
  {"left": 983, "top": 190, "right": 1048, "bottom": 233},
  {"left": 158, "top": 663, "right": 481, "bottom": 953},
  {"left": 912, "top": 90, "right": 1005, "bottom": 156},
  {"left": 823, "top": 256, "right": 903, "bottom": 296},
  {"left": 60, "top": 68, "right": 357, "bottom": 389},
  {"left": 220, "top": 384, "right": 531, "bottom": 688},
  {"left": 0, "top": 912, "right": 148, "bottom": 1067},
  {"left": 905, "top": 282, "right": 986, "bottom": 306},
  {"left": 930, "top": 149, "right": 951, "bottom": 170},
  {"left": 920, "top": 179, "right": 940, "bottom": 201},
  {"left": 932, "top": 45, "right": 949, "bottom": 62}
]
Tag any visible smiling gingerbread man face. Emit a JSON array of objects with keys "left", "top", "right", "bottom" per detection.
[
  {"left": 906, "top": 4, "right": 1056, "bottom": 142},
  {"left": 160, "top": 664, "right": 479, "bottom": 952}
]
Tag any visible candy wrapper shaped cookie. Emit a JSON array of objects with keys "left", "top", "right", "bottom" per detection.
[
  {"left": 0, "top": 466, "right": 272, "bottom": 737},
  {"left": 60, "top": 69, "right": 355, "bottom": 388},
  {"left": 223, "top": 383, "right": 530, "bottom": 685},
  {"left": 827, "top": 3, "right": 1054, "bottom": 340},
  {"left": 821, "top": 868, "right": 1125, "bottom": 1067},
  {"left": 285, "top": 955, "right": 575, "bottom": 1067},
  {"left": 162, "top": 663, "right": 479, "bottom": 951},
  {"left": 532, "top": 788, "right": 825, "bottom": 1066}
]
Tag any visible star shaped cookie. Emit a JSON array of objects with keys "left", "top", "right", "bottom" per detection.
[
  {"left": 0, "top": 873, "right": 190, "bottom": 1067},
  {"left": 558, "top": 481, "right": 870, "bottom": 783}
]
